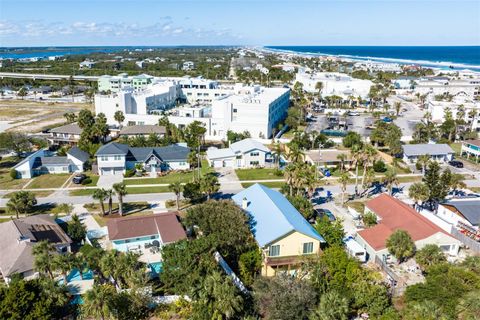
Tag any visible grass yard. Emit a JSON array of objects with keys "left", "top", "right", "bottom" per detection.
[
  {"left": 70, "top": 174, "right": 99, "bottom": 187},
  {"left": 3, "top": 190, "right": 53, "bottom": 199},
  {"left": 126, "top": 186, "right": 171, "bottom": 194},
  {"left": 347, "top": 201, "right": 366, "bottom": 214},
  {"left": 449, "top": 143, "right": 462, "bottom": 155},
  {"left": 29, "top": 174, "right": 70, "bottom": 189},
  {"left": 125, "top": 160, "right": 213, "bottom": 186},
  {"left": 241, "top": 181, "right": 286, "bottom": 189},
  {"left": 69, "top": 189, "right": 97, "bottom": 196},
  {"left": 84, "top": 201, "right": 150, "bottom": 214},
  {"left": 0, "top": 157, "right": 30, "bottom": 190},
  {"left": 235, "top": 168, "right": 283, "bottom": 181},
  {"left": 91, "top": 208, "right": 154, "bottom": 227}
]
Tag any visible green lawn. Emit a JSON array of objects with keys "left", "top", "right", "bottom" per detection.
[
  {"left": 69, "top": 189, "right": 97, "bottom": 196},
  {"left": 347, "top": 201, "right": 366, "bottom": 214},
  {"left": 70, "top": 174, "right": 99, "bottom": 187},
  {"left": 449, "top": 143, "right": 462, "bottom": 155},
  {"left": 29, "top": 174, "right": 70, "bottom": 189},
  {"left": 3, "top": 190, "right": 53, "bottom": 199},
  {"left": 84, "top": 201, "right": 150, "bottom": 214},
  {"left": 125, "top": 160, "right": 212, "bottom": 186},
  {"left": 0, "top": 157, "right": 29, "bottom": 190},
  {"left": 92, "top": 208, "right": 155, "bottom": 227},
  {"left": 241, "top": 181, "right": 286, "bottom": 189},
  {"left": 126, "top": 186, "right": 171, "bottom": 194},
  {"left": 235, "top": 168, "right": 283, "bottom": 181}
]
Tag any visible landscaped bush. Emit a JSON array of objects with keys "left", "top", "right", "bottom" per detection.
[
  {"left": 273, "top": 168, "right": 283, "bottom": 176},
  {"left": 373, "top": 160, "right": 387, "bottom": 173},
  {"left": 81, "top": 177, "right": 92, "bottom": 185},
  {"left": 9, "top": 169, "right": 17, "bottom": 179},
  {"left": 124, "top": 169, "right": 135, "bottom": 177}
]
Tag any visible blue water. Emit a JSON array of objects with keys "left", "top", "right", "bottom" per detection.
[
  {"left": 149, "top": 262, "right": 163, "bottom": 277},
  {"left": 0, "top": 46, "right": 135, "bottom": 59},
  {"left": 266, "top": 46, "right": 480, "bottom": 71}
]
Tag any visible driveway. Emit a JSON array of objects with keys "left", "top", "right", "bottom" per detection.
[
  {"left": 97, "top": 175, "right": 123, "bottom": 189},
  {"left": 214, "top": 167, "right": 243, "bottom": 192}
]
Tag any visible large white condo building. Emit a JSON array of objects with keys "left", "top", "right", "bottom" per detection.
[{"left": 94, "top": 75, "right": 290, "bottom": 140}]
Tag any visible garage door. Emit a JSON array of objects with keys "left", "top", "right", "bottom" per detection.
[
  {"left": 213, "top": 160, "right": 223, "bottom": 168},
  {"left": 102, "top": 168, "right": 113, "bottom": 175},
  {"left": 223, "top": 160, "right": 234, "bottom": 167}
]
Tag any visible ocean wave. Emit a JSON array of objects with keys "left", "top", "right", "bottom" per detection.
[{"left": 262, "top": 47, "right": 480, "bottom": 71}]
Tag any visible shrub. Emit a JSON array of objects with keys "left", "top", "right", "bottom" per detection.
[
  {"left": 124, "top": 169, "right": 135, "bottom": 177},
  {"left": 362, "top": 212, "right": 377, "bottom": 227},
  {"left": 81, "top": 177, "right": 92, "bottom": 185},
  {"left": 165, "top": 199, "right": 176, "bottom": 208},
  {"left": 9, "top": 169, "right": 17, "bottom": 179},
  {"left": 373, "top": 160, "right": 387, "bottom": 173},
  {"left": 273, "top": 168, "right": 283, "bottom": 177}
]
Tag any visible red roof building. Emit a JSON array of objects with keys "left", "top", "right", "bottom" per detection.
[{"left": 355, "top": 194, "right": 461, "bottom": 262}]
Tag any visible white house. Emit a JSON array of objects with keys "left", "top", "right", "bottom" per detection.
[
  {"left": 79, "top": 60, "right": 95, "bottom": 69},
  {"left": 13, "top": 147, "right": 89, "bottom": 179},
  {"left": 461, "top": 140, "right": 480, "bottom": 162},
  {"left": 206, "top": 138, "right": 270, "bottom": 168},
  {"left": 95, "top": 142, "right": 190, "bottom": 176},
  {"left": 427, "top": 100, "right": 480, "bottom": 132},
  {"left": 437, "top": 199, "right": 480, "bottom": 232},
  {"left": 402, "top": 143, "right": 454, "bottom": 164}
]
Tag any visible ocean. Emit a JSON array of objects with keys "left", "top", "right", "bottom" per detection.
[
  {"left": 0, "top": 46, "right": 132, "bottom": 59},
  {"left": 265, "top": 46, "right": 480, "bottom": 71}
]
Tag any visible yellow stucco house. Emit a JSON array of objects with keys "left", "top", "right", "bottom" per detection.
[{"left": 233, "top": 183, "right": 326, "bottom": 276}]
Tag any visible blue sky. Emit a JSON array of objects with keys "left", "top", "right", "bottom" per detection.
[{"left": 0, "top": 0, "right": 479, "bottom": 46}]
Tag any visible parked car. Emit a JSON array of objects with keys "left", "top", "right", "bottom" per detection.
[
  {"left": 448, "top": 160, "right": 464, "bottom": 168},
  {"left": 315, "top": 208, "right": 336, "bottom": 221},
  {"left": 348, "top": 111, "right": 360, "bottom": 116},
  {"left": 72, "top": 173, "right": 87, "bottom": 184}
]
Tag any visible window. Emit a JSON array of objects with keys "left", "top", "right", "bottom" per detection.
[
  {"left": 250, "top": 161, "right": 259, "bottom": 165},
  {"left": 233, "top": 108, "right": 238, "bottom": 113},
  {"left": 114, "top": 155, "right": 122, "bottom": 161},
  {"left": 269, "top": 245, "right": 280, "bottom": 257},
  {"left": 250, "top": 152, "right": 259, "bottom": 156},
  {"left": 100, "top": 156, "right": 108, "bottom": 161},
  {"left": 150, "top": 235, "right": 156, "bottom": 239},
  {"left": 303, "top": 242, "right": 314, "bottom": 254}
]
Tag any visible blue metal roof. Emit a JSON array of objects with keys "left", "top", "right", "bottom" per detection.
[{"left": 232, "top": 184, "right": 325, "bottom": 247}]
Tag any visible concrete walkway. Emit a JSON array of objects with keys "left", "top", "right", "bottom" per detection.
[
  {"left": 97, "top": 175, "right": 123, "bottom": 189},
  {"left": 215, "top": 167, "right": 243, "bottom": 191}
]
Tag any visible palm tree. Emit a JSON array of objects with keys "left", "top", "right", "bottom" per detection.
[
  {"left": 315, "top": 81, "right": 323, "bottom": 99},
  {"left": 360, "top": 144, "right": 378, "bottom": 194},
  {"left": 200, "top": 272, "right": 243, "bottom": 319},
  {"left": 339, "top": 172, "right": 350, "bottom": 207},
  {"left": 449, "top": 173, "right": 466, "bottom": 195},
  {"left": 417, "top": 154, "right": 431, "bottom": 174},
  {"left": 200, "top": 173, "right": 220, "bottom": 200},
  {"left": 169, "top": 182, "right": 183, "bottom": 210},
  {"left": 336, "top": 153, "right": 347, "bottom": 173},
  {"left": 82, "top": 284, "right": 115, "bottom": 320},
  {"left": 113, "top": 110, "right": 125, "bottom": 129},
  {"left": 350, "top": 144, "right": 363, "bottom": 196},
  {"left": 113, "top": 182, "right": 127, "bottom": 216},
  {"left": 394, "top": 101, "right": 402, "bottom": 116},
  {"left": 32, "top": 241, "right": 55, "bottom": 279},
  {"left": 92, "top": 189, "right": 108, "bottom": 216},
  {"left": 384, "top": 168, "right": 399, "bottom": 195},
  {"left": 456, "top": 290, "right": 480, "bottom": 320},
  {"left": 408, "top": 182, "right": 429, "bottom": 210},
  {"left": 310, "top": 290, "right": 349, "bottom": 320},
  {"left": 271, "top": 142, "right": 283, "bottom": 169},
  {"left": 53, "top": 252, "right": 74, "bottom": 284},
  {"left": 105, "top": 189, "right": 113, "bottom": 215},
  {"left": 287, "top": 142, "right": 305, "bottom": 163},
  {"left": 362, "top": 168, "right": 376, "bottom": 198}
]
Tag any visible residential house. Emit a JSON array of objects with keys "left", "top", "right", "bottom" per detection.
[
  {"left": 107, "top": 212, "right": 186, "bottom": 263},
  {"left": 119, "top": 125, "right": 166, "bottom": 138},
  {"left": 206, "top": 138, "right": 270, "bottom": 168},
  {"left": 79, "top": 60, "right": 95, "bottom": 69},
  {"left": 182, "top": 61, "right": 195, "bottom": 71},
  {"left": 461, "top": 140, "right": 480, "bottom": 162},
  {"left": 232, "top": 184, "right": 326, "bottom": 276},
  {"left": 355, "top": 194, "right": 461, "bottom": 263},
  {"left": 305, "top": 149, "right": 352, "bottom": 168},
  {"left": 13, "top": 147, "right": 88, "bottom": 179},
  {"left": 437, "top": 199, "right": 480, "bottom": 239},
  {"left": 402, "top": 143, "right": 454, "bottom": 164},
  {"left": 0, "top": 215, "right": 72, "bottom": 284},
  {"left": 48, "top": 123, "right": 82, "bottom": 145},
  {"left": 95, "top": 142, "right": 190, "bottom": 176}
]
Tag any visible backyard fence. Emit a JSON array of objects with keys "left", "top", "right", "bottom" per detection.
[{"left": 450, "top": 227, "right": 480, "bottom": 254}]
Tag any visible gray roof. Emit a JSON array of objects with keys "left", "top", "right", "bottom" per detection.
[
  {"left": 0, "top": 215, "right": 71, "bottom": 277},
  {"left": 442, "top": 200, "right": 480, "bottom": 226},
  {"left": 49, "top": 123, "right": 82, "bottom": 135},
  {"left": 119, "top": 125, "right": 166, "bottom": 136},
  {"left": 32, "top": 156, "right": 72, "bottom": 169},
  {"left": 95, "top": 142, "right": 130, "bottom": 156},
  {"left": 96, "top": 142, "right": 190, "bottom": 162},
  {"left": 67, "top": 146, "right": 90, "bottom": 162},
  {"left": 402, "top": 144, "right": 454, "bottom": 157},
  {"left": 230, "top": 138, "right": 270, "bottom": 154}
]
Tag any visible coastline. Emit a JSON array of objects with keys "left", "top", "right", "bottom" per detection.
[{"left": 261, "top": 46, "right": 480, "bottom": 73}]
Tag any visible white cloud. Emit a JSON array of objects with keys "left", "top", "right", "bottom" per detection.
[{"left": 0, "top": 19, "right": 244, "bottom": 44}]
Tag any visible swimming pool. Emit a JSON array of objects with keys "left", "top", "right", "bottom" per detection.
[
  {"left": 149, "top": 262, "right": 163, "bottom": 277},
  {"left": 66, "top": 268, "right": 94, "bottom": 282}
]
